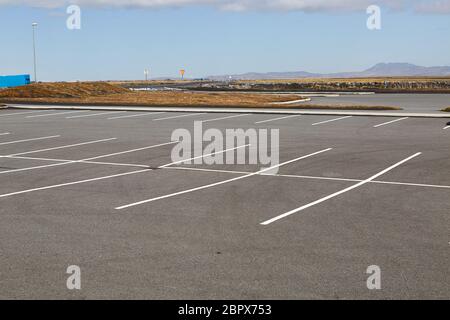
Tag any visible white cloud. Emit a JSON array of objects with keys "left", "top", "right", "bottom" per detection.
[{"left": 0, "top": 0, "right": 449, "bottom": 13}]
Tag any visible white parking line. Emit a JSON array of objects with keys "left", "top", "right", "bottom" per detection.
[
  {"left": 159, "top": 144, "right": 250, "bottom": 169},
  {"left": 108, "top": 112, "right": 165, "bottom": 120},
  {"left": 0, "top": 159, "right": 76, "bottom": 175},
  {"left": 26, "top": 111, "right": 88, "bottom": 118},
  {"left": 444, "top": 126, "right": 450, "bottom": 130},
  {"left": 153, "top": 113, "right": 207, "bottom": 121},
  {"left": 201, "top": 114, "right": 249, "bottom": 123},
  {"left": 372, "top": 180, "right": 450, "bottom": 190},
  {"left": 85, "top": 141, "right": 177, "bottom": 161},
  {"left": 0, "top": 169, "right": 152, "bottom": 199},
  {"left": 0, "top": 141, "right": 178, "bottom": 175},
  {"left": 6, "top": 138, "right": 117, "bottom": 156},
  {"left": 3, "top": 152, "right": 449, "bottom": 191},
  {"left": 165, "top": 166, "right": 360, "bottom": 182},
  {"left": 7, "top": 143, "right": 251, "bottom": 171},
  {"left": 0, "top": 132, "right": 10, "bottom": 136},
  {"left": 8, "top": 155, "right": 150, "bottom": 169},
  {"left": 66, "top": 112, "right": 126, "bottom": 119},
  {"left": 0, "top": 145, "right": 247, "bottom": 198},
  {"left": 0, "top": 110, "right": 51, "bottom": 117},
  {"left": 166, "top": 166, "right": 450, "bottom": 190},
  {"left": 260, "top": 152, "right": 421, "bottom": 225},
  {"left": 0, "top": 135, "right": 60, "bottom": 146},
  {"left": 311, "top": 116, "right": 353, "bottom": 126},
  {"left": 255, "top": 115, "right": 301, "bottom": 124},
  {"left": 115, "top": 148, "right": 332, "bottom": 210},
  {"left": 374, "top": 117, "right": 409, "bottom": 128}
]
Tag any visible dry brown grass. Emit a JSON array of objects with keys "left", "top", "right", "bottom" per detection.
[
  {"left": 66, "top": 91, "right": 302, "bottom": 107},
  {"left": 0, "top": 82, "right": 400, "bottom": 110},
  {"left": 0, "top": 82, "right": 301, "bottom": 107},
  {"left": 0, "top": 82, "right": 128, "bottom": 99},
  {"left": 443, "top": 107, "right": 450, "bottom": 112}
]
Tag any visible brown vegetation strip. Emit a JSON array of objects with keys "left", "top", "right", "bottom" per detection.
[
  {"left": 0, "top": 82, "right": 128, "bottom": 99},
  {"left": 0, "top": 92, "right": 302, "bottom": 108},
  {"left": 0, "top": 82, "right": 300, "bottom": 107},
  {"left": 0, "top": 82, "right": 400, "bottom": 110},
  {"left": 443, "top": 107, "right": 450, "bottom": 112}
]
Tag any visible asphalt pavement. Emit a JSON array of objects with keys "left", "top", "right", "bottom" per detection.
[{"left": 0, "top": 107, "right": 448, "bottom": 299}]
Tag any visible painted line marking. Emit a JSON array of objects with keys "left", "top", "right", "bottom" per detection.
[
  {"left": 312, "top": 116, "right": 353, "bottom": 126},
  {"left": 374, "top": 117, "right": 409, "bottom": 128},
  {"left": 84, "top": 141, "right": 178, "bottom": 161},
  {"left": 66, "top": 112, "right": 126, "bottom": 119},
  {"left": 255, "top": 115, "right": 301, "bottom": 124},
  {"left": 158, "top": 144, "right": 249, "bottom": 169},
  {"left": 0, "top": 159, "right": 76, "bottom": 175},
  {"left": 371, "top": 180, "right": 450, "bottom": 190},
  {"left": 444, "top": 126, "right": 450, "bottom": 130},
  {"left": 6, "top": 143, "right": 250, "bottom": 171},
  {"left": 166, "top": 166, "right": 450, "bottom": 190},
  {"left": 7, "top": 155, "right": 150, "bottom": 169},
  {"left": 166, "top": 166, "right": 360, "bottom": 182},
  {"left": 108, "top": 112, "right": 165, "bottom": 120},
  {"left": 0, "top": 169, "right": 152, "bottom": 198},
  {"left": 3, "top": 151, "right": 447, "bottom": 191},
  {"left": 6, "top": 138, "right": 117, "bottom": 157},
  {"left": 201, "top": 114, "right": 249, "bottom": 123},
  {"left": 260, "top": 152, "right": 422, "bottom": 225},
  {"left": 26, "top": 111, "right": 88, "bottom": 118},
  {"left": 0, "top": 145, "right": 247, "bottom": 198},
  {"left": 115, "top": 148, "right": 332, "bottom": 210},
  {"left": 0, "top": 132, "right": 10, "bottom": 136},
  {"left": 153, "top": 113, "right": 207, "bottom": 121},
  {"left": 0, "top": 135, "right": 60, "bottom": 146},
  {"left": 0, "top": 110, "right": 51, "bottom": 117},
  {"left": 0, "top": 141, "right": 178, "bottom": 175}
]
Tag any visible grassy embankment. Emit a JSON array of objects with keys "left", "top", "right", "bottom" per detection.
[
  {"left": 0, "top": 82, "right": 303, "bottom": 107},
  {"left": 0, "top": 82, "right": 400, "bottom": 110}
]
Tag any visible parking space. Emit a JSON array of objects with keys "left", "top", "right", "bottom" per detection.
[{"left": 0, "top": 107, "right": 449, "bottom": 299}]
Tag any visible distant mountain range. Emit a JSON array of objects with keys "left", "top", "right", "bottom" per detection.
[{"left": 207, "top": 63, "right": 450, "bottom": 80}]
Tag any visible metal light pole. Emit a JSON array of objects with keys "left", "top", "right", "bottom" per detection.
[{"left": 32, "top": 22, "right": 38, "bottom": 83}]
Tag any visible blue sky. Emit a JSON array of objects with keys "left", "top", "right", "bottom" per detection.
[{"left": 0, "top": 1, "right": 449, "bottom": 81}]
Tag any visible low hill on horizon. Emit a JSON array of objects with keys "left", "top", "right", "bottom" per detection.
[{"left": 208, "top": 63, "right": 450, "bottom": 81}]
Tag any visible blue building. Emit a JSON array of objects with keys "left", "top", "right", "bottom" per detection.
[{"left": 0, "top": 74, "right": 31, "bottom": 88}]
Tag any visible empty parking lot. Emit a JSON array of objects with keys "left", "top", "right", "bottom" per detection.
[{"left": 0, "top": 107, "right": 449, "bottom": 299}]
